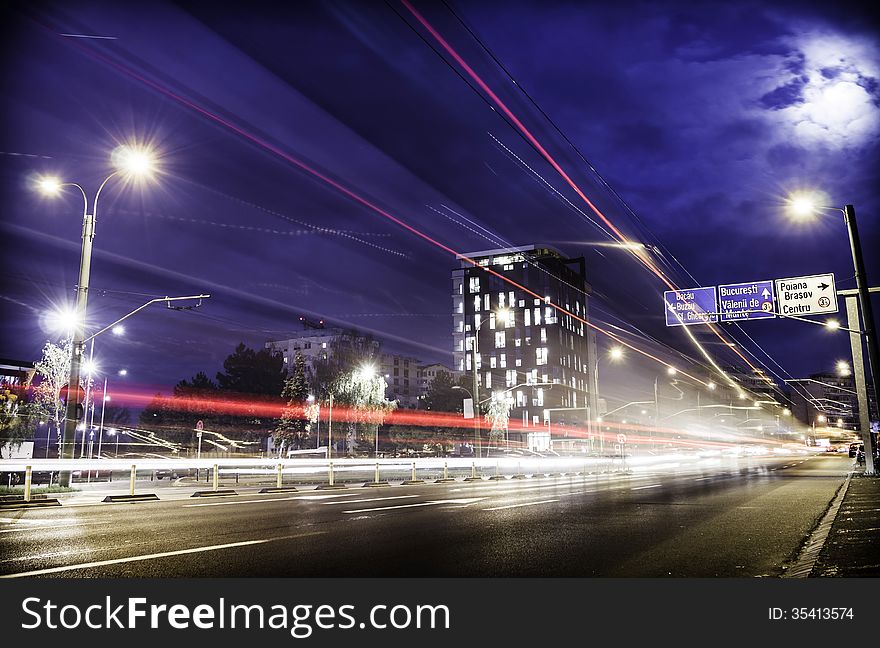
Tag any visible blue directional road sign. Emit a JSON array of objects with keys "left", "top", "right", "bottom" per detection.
[
  {"left": 664, "top": 287, "right": 718, "bottom": 327},
  {"left": 718, "top": 280, "right": 775, "bottom": 322}
]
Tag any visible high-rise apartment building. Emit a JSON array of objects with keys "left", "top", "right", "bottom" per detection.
[{"left": 451, "top": 246, "right": 599, "bottom": 450}]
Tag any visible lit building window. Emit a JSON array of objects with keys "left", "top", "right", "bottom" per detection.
[
  {"left": 489, "top": 312, "right": 496, "bottom": 329},
  {"left": 499, "top": 292, "right": 506, "bottom": 308},
  {"left": 474, "top": 296, "right": 481, "bottom": 312},
  {"left": 533, "top": 308, "right": 541, "bottom": 325},
  {"left": 485, "top": 372, "right": 492, "bottom": 388},
  {"left": 506, "top": 370, "right": 516, "bottom": 387},
  {"left": 536, "top": 388, "right": 544, "bottom": 406},
  {"left": 505, "top": 310, "right": 515, "bottom": 328},
  {"left": 540, "top": 328, "right": 547, "bottom": 343},
  {"left": 500, "top": 354, "right": 507, "bottom": 368},
  {"left": 484, "top": 294, "right": 490, "bottom": 310},
  {"left": 515, "top": 358, "right": 522, "bottom": 367},
  {"left": 515, "top": 338, "right": 521, "bottom": 347},
  {"left": 490, "top": 356, "right": 497, "bottom": 369},
  {"left": 524, "top": 309, "right": 531, "bottom": 327},
  {"left": 495, "top": 331, "right": 506, "bottom": 348},
  {"left": 469, "top": 277, "right": 480, "bottom": 293},
  {"left": 516, "top": 390, "right": 526, "bottom": 407},
  {"left": 536, "top": 347, "right": 548, "bottom": 366}
]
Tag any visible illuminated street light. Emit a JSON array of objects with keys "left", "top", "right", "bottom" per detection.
[
  {"left": 786, "top": 192, "right": 879, "bottom": 474},
  {"left": 707, "top": 382, "right": 716, "bottom": 391},
  {"left": 44, "top": 306, "right": 79, "bottom": 337},
  {"left": 112, "top": 325, "right": 125, "bottom": 335},
  {"left": 667, "top": 367, "right": 677, "bottom": 376},
  {"left": 817, "top": 415, "right": 826, "bottom": 423},
  {"left": 118, "top": 369, "right": 127, "bottom": 376},
  {"left": 836, "top": 360, "right": 851, "bottom": 377},
  {"left": 36, "top": 143, "right": 157, "bottom": 486},
  {"left": 609, "top": 346, "right": 624, "bottom": 361},
  {"left": 825, "top": 319, "right": 841, "bottom": 331}
]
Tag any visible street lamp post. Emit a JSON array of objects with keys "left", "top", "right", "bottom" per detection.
[
  {"left": 38, "top": 145, "right": 156, "bottom": 487},
  {"left": 790, "top": 197, "right": 879, "bottom": 473}
]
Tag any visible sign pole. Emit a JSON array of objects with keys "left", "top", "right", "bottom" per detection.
[
  {"left": 846, "top": 296, "right": 875, "bottom": 475},
  {"left": 843, "top": 205, "right": 880, "bottom": 445}
]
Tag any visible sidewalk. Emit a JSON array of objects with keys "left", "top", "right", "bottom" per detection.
[{"left": 811, "top": 467, "right": 880, "bottom": 577}]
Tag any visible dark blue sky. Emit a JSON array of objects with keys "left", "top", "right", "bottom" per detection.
[{"left": 1, "top": 0, "right": 878, "bottom": 404}]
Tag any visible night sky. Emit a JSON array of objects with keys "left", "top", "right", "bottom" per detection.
[{"left": 1, "top": 0, "right": 878, "bottom": 407}]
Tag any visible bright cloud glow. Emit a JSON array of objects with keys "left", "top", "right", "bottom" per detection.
[{"left": 776, "top": 32, "right": 880, "bottom": 148}]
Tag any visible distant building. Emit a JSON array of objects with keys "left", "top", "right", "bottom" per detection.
[
  {"left": 419, "top": 363, "right": 459, "bottom": 399},
  {"left": 0, "top": 359, "right": 36, "bottom": 390},
  {"left": 379, "top": 353, "right": 422, "bottom": 409},
  {"left": 451, "top": 245, "right": 599, "bottom": 451},
  {"left": 265, "top": 327, "right": 379, "bottom": 377}
]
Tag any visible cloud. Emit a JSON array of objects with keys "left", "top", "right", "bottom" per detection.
[{"left": 763, "top": 32, "right": 880, "bottom": 149}]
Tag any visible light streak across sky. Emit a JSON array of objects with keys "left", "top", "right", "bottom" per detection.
[{"left": 397, "top": 0, "right": 775, "bottom": 393}]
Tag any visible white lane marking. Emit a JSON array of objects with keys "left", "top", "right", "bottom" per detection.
[
  {"left": 631, "top": 484, "right": 661, "bottom": 491},
  {"left": 483, "top": 499, "right": 559, "bottom": 511},
  {"left": 321, "top": 495, "right": 417, "bottom": 505},
  {"left": 343, "top": 498, "right": 485, "bottom": 513},
  {"left": 183, "top": 492, "right": 360, "bottom": 508},
  {"left": 694, "top": 477, "right": 713, "bottom": 481},
  {"left": 0, "top": 531, "right": 325, "bottom": 579}
]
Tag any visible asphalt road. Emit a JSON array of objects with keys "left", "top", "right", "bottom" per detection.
[{"left": 0, "top": 453, "right": 851, "bottom": 577}]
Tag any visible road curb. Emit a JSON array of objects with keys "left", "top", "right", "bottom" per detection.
[
  {"left": 259, "top": 487, "right": 299, "bottom": 493},
  {"left": 363, "top": 482, "right": 391, "bottom": 488},
  {"left": 315, "top": 483, "right": 347, "bottom": 490},
  {"left": 783, "top": 472, "right": 852, "bottom": 578},
  {"left": 190, "top": 489, "right": 238, "bottom": 497},
  {"left": 102, "top": 494, "right": 160, "bottom": 503},
  {"left": 0, "top": 498, "right": 62, "bottom": 509}
]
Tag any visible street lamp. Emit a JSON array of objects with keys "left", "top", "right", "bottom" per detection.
[
  {"left": 37, "top": 144, "right": 157, "bottom": 486},
  {"left": 787, "top": 194, "right": 880, "bottom": 465}
]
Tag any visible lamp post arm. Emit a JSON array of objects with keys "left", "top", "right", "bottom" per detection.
[
  {"left": 91, "top": 171, "right": 119, "bottom": 220},
  {"left": 83, "top": 294, "right": 211, "bottom": 344}
]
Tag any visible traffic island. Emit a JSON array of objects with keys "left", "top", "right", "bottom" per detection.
[
  {"left": 511, "top": 474, "right": 528, "bottom": 479},
  {"left": 434, "top": 477, "right": 457, "bottom": 483},
  {"left": 488, "top": 475, "right": 507, "bottom": 481},
  {"left": 190, "top": 489, "right": 238, "bottom": 497},
  {"left": 401, "top": 479, "right": 425, "bottom": 485},
  {"left": 259, "top": 486, "right": 299, "bottom": 493},
  {"left": 363, "top": 481, "right": 391, "bottom": 488},
  {"left": 463, "top": 475, "right": 484, "bottom": 482},
  {"left": 102, "top": 494, "right": 160, "bottom": 503}
]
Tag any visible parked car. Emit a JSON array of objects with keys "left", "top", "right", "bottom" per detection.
[{"left": 849, "top": 443, "right": 861, "bottom": 458}]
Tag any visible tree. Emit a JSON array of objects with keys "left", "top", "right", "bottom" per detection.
[
  {"left": 422, "top": 370, "right": 469, "bottom": 413},
  {"left": 414, "top": 371, "right": 474, "bottom": 453},
  {"left": 275, "top": 352, "right": 310, "bottom": 454},
  {"left": 33, "top": 338, "right": 72, "bottom": 457},
  {"left": 216, "top": 343, "right": 285, "bottom": 395},
  {"left": 486, "top": 392, "right": 513, "bottom": 449},
  {"left": 0, "top": 388, "right": 24, "bottom": 458},
  {"left": 330, "top": 368, "right": 396, "bottom": 455}
]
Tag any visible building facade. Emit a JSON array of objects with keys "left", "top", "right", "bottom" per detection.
[
  {"left": 265, "top": 327, "right": 379, "bottom": 377},
  {"left": 451, "top": 246, "right": 599, "bottom": 450},
  {"left": 379, "top": 353, "right": 422, "bottom": 409}
]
